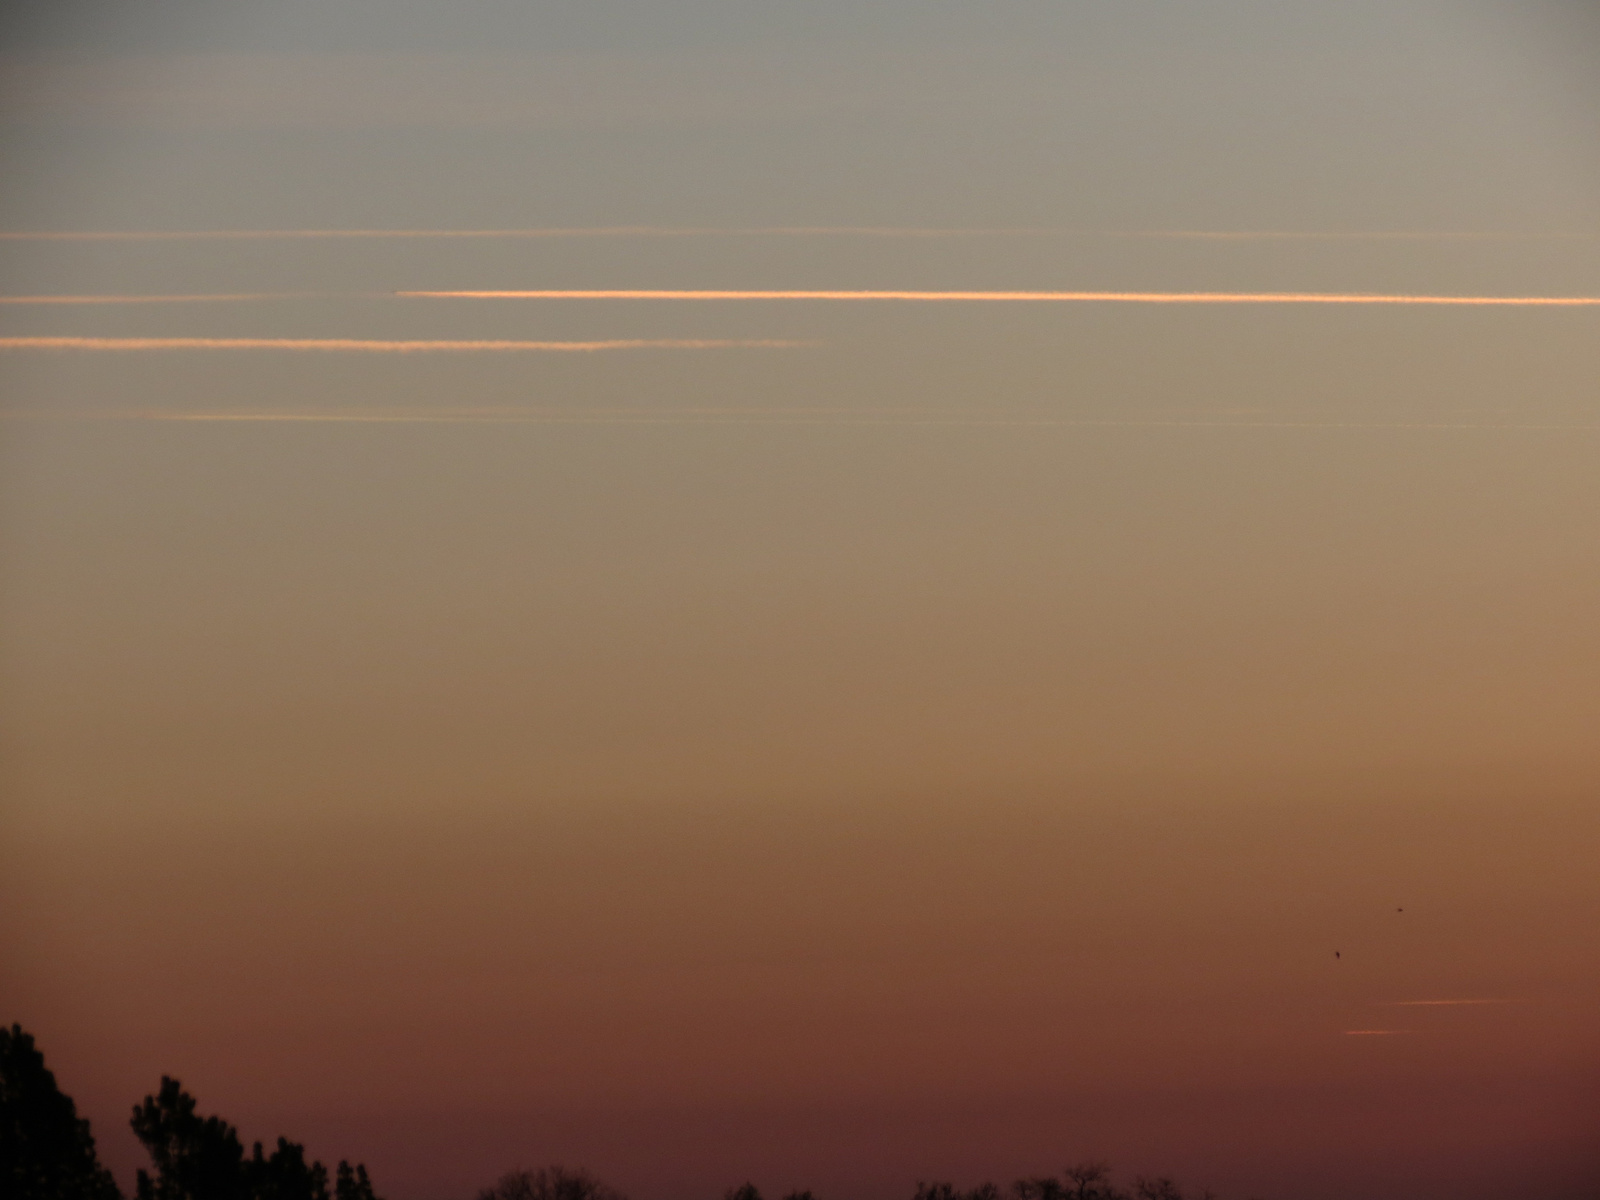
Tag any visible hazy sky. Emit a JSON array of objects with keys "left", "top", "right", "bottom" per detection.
[{"left": 2, "top": 4, "right": 1598, "bottom": 1200}]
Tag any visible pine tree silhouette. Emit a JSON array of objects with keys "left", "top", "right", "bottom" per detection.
[
  {"left": 0, "top": 1024, "right": 123, "bottom": 1200},
  {"left": 129, "top": 1076, "right": 382, "bottom": 1200},
  {"left": 130, "top": 1077, "right": 249, "bottom": 1200}
]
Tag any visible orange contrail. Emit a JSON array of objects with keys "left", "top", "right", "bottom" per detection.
[
  {"left": 399, "top": 288, "right": 1600, "bottom": 306},
  {"left": 0, "top": 336, "right": 805, "bottom": 352}
]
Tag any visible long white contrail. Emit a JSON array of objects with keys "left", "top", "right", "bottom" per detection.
[
  {"left": 0, "top": 336, "right": 805, "bottom": 352},
  {"left": 400, "top": 288, "right": 1600, "bottom": 306}
]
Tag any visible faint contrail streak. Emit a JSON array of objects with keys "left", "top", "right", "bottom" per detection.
[
  {"left": 1114, "top": 230, "right": 1600, "bottom": 241},
  {"left": 400, "top": 289, "right": 1600, "bottom": 306},
  {"left": 0, "top": 293, "right": 307, "bottom": 304},
  {"left": 25, "top": 287, "right": 1600, "bottom": 308},
  {"left": 2, "top": 228, "right": 1594, "bottom": 241},
  {"left": 0, "top": 227, "right": 1036, "bottom": 241},
  {"left": 0, "top": 228, "right": 711, "bottom": 241},
  {"left": 0, "top": 336, "right": 805, "bottom": 352},
  {"left": 1386, "top": 999, "right": 1513, "bottom": 1007},
  {"left": 9, "top": 410, "right": 1598, "bottom": 431},
  {"left": 1342, "top": 1030, "right": 1410, "bottom": 1036}
]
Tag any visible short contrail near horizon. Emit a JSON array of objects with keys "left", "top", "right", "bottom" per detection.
[
  {"left": 400, "top": 288, "right": 1600, "bottom": 306},
  {"left": 1386, "top": 999, "right": 1514, "bottom": 1007},
  {"left": 0, "top": 336, "right": 804, "bottom": 352}
]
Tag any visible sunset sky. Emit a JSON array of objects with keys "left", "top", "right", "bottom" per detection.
[{"left": 2, "top": 3, "right": 1598, "bottom": 1199}]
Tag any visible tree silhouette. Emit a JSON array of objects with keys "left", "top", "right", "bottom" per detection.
[
  {"left": 9, "top": 1024, "right": 1263, "bottom": 1200},
  {"left": 477, "top": 1166, "right": 626, "bottom": 1200},
  {"left": 1062, "top": 1164, "right": 1123, "bottom": 1200},
  {"left": 334, "top": 1162, "right": 379, "bottom": 1200},
  {"left": 130, "top": 1076, "right": 382, "bottom": 1200},
  {"left": 914, "top": 1182, "right": 1003, "bottom": 1200},
  {"left": 0, "top": 1024, "right": 123, "bottom": 1200},
  {"left": 248, "top": 1137, "right": 329, "bottom": 1200},
  {"left": 1014, "top": 1179, "right": 1067, "bottom": 1200},
  {"left": 130, "top": 1077, "right": 249, "bottom": 1200},
  {"left": 718, "top": 1182, "right": 821, "bottom": 1200}
]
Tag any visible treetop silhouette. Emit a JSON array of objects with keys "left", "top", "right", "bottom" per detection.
[
  {"left": 478, "top": 1165, "right": 626, "bottom": 1200},
  {"left": 6, "top": 1024, "right": 1255, "bottom": 1200},
  {"left": 129, "top": 1076, "right": 383, "bottom": 1200},
  {"left": 1, "top": 1023, "right": 122, "bottom": 1200}
]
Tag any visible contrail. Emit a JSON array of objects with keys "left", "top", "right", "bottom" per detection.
[
  {"left": 1386, "top": 999, "right": 1513, "bottom": 1007},
  {"left": 1113, "top": 230, "right": 1600, "bottom": 242},
  {"left": 0, "top": 293, "right": 308, "bottom": 305},
  {"left": 1342, "top": 1030, "right": 1410, "bottom": 1036},
  {"left": 0, "top": 227, "right": 1027, "bottom": 241},
  {"left": 0, "top": 336, "right": 806, "bottom": 352},
  {"left": 9, "top": 409, "right": 1598, "bottom": 431},
  {"left": 0, "top": 228, "right": 707, "bottom": 241},
  {"left": 2, "top": 227, "right": 1594, "bottom": 241},
  {"left": 400, "top": 288, "right": 1600, "bottom": 306},
  {"left": 10, "top": 288, "right": 1597, "bottom": 309},
  {"left": 14, "top": 287, "right": 1597, "bottom": 309}
]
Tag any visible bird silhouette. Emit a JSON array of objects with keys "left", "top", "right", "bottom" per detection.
[{"left": 1335, "top": 951, "right": 1341, "bottom": 959}]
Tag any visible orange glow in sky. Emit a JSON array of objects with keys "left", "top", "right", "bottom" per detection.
[{"left": 3, "top": 4, "right": 1599, "bottom": 1200}]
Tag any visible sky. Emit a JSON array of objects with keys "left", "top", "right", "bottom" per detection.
[{"left": 1, "top": 3, "right": 1599, "bottom": 1199}]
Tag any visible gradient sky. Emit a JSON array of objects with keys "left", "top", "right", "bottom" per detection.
[{"left": 2, "top": 4, "right": 1599, "bottom": 1200}]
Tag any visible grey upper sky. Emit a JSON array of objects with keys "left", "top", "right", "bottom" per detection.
[{"left": 3, "top": 0, "right": 1599, "bottom": 233}]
